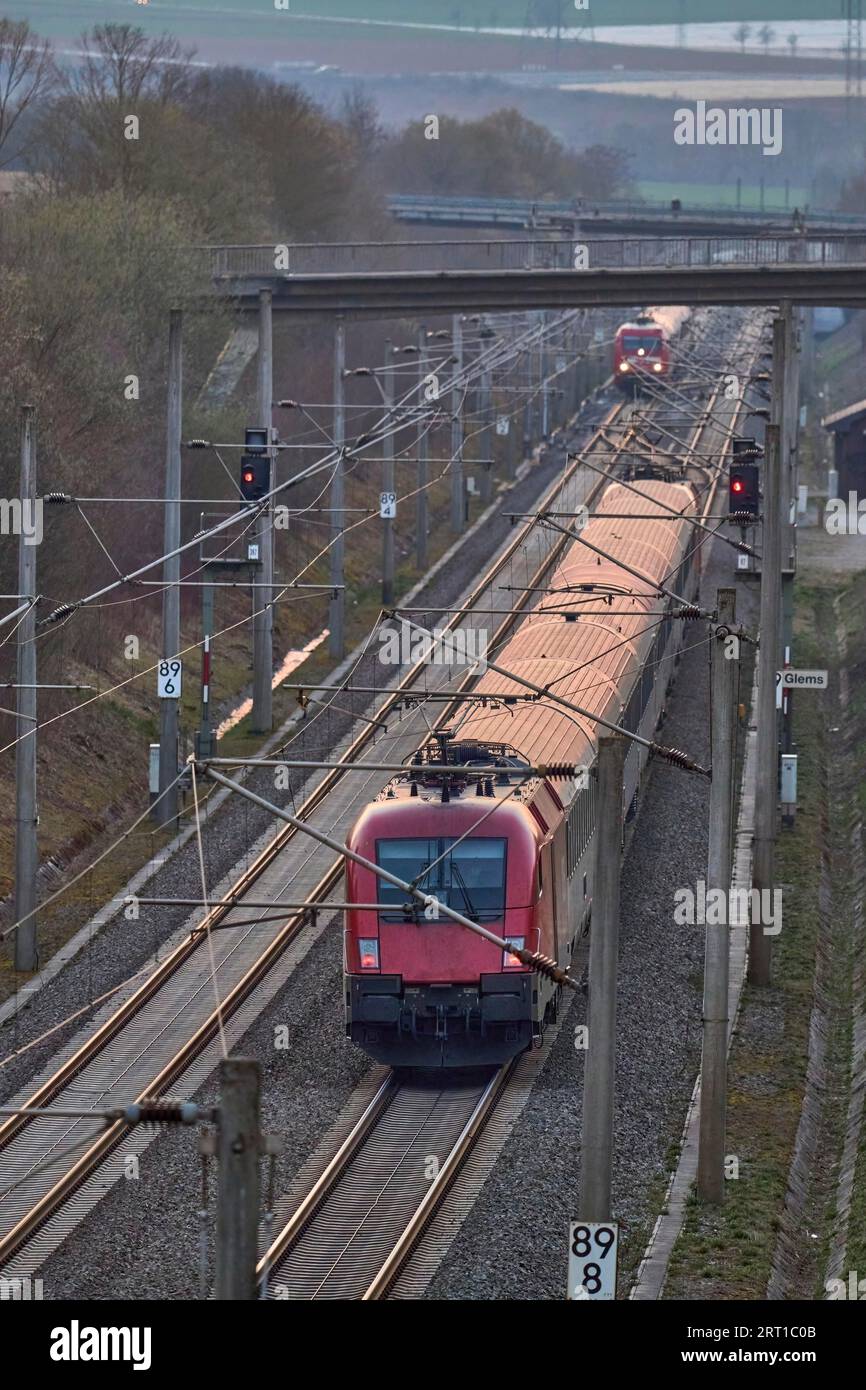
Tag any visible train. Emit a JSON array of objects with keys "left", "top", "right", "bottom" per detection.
[
  {"left": 344, "top": 475, "right": 701, "bottom": 1067},
  {"left": 613, "top": 315, "right": 671, "bottom": 389}
]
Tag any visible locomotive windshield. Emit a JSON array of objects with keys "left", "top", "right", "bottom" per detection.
[
  {"left": 622, "top": 334, "right": 662, "bottom": 353},
  {"left": 376, "top": 838, "right": 507, "bottom": 921}
]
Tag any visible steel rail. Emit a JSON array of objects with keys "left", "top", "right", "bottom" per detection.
[
  {"left": 257, "top": 1072, "right": 397, "bottom": 1286},
  {"left": 256, "top": 1065, "right": 511, "bottom": 1301},
  {"left": 362, "top": 1066, "right": 510, "bottom": 1301}
]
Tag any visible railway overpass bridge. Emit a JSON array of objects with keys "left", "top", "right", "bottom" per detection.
[{"left": 203, "top": 234, "right": 866, "bottom": 318}]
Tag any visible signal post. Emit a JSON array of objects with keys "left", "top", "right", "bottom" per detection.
[
  {"left": 580, "top": 734, "right": 626, "bottom": 1223},
  {"left": 251, "top": 289, "right": 274, "bottom": 734},
  {"left": 157, "top": 309, "right": 183, "bottom": 830}
]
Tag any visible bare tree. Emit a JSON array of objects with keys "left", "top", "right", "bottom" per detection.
[
  {"left": 340, "top": 84, "right": 383, "bottom": 162},
  {"left": 757, "top": 24, "right": 776, "bottom": 56},
  {"left": 42, "top": 24, "right": 196, "bottom": 195},
  {"left": 787, "top": 32, "right": 799, "bottom": 60},
  {"left": 69, "top": 23, "right": 194, "bottom": 109},
  {"left": 0, "top": 19, "right": 56, "bottom": 167},
  {"left": 733, "top": 23, "right": 751, "bottom": 55}
]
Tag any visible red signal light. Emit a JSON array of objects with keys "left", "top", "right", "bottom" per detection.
[
  {"left": 729, "top": 464, "right": 760, "bottom": 517},
  {"left": 239, "top": 454, "right": 270, "bottom": 501}
]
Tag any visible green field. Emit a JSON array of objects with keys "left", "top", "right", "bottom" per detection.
[
  {"left": 120, "top": 1, "right": 843, "bottom": 25},
  {"left": 638, "top": 180, "right": 810, "bottom": 210},
  {"left": 4, "top": 1, "right": 842, "bottom": 44}
]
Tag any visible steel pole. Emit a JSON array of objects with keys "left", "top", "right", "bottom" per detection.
[
  {"left": 781, "top": 301, "right": 799, "bottom": 755},
  {"left": 541, "top": 312, "right": 550, "bottom": 439},
  {"left": 479, "top": 363, "right": 494, "bottom": 506},
  {"left": 751, "top": 420, "right": 782, "bottom": 986},
  {"left": 580, "top": 734, "right": 626, "bottom": 1221},
  {"left": 416, "top": 326, "right": 429, "bottom": 570},
  {"left": 13, "top": 405, "right": 37, "bottom": 971},
  {"left": 450, "top": 314, "right": 464, "bottom": 533},
  {"left": 329, "top": 321, "right": 346, "bottom": 660},
  {"left": 197, "top": 570, "right": 215, "bottom": 760},
  {"left": 697, "top": 589, "right": 737, "bottom": 1202},
  {"left": 251, "top": 289, "right": 274, "bottom": 733},
  {"left": 157, "top": 309, "right": 182, "bottom": 827},
  {"left": 215, "top": 1057, "right": 261, "bottom": 1301},
  {"left": 382, "top": 340, "right": 396, "bottom": 605}
]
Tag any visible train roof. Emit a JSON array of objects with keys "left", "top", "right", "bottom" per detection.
[
  {"left": 616, "top": 320, "right": 667, "bottom": 335},
  {"left": 445, "top": 480, "right": 696, "bottom": 786},
  {"left": 350, "top": 788, "right": 538, "bottom": 836}
]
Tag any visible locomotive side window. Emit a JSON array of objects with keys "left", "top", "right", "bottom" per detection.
[{"left": 376, "top": 838, "right": 507, "bottom": 921}]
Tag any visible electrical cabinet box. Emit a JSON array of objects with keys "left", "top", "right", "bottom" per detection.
[
  {"left": 780, "top": 753, "right": 798, "bottom": 826},
  {"left": 149, "top": 743, "right": 160, "bottom": 797}
]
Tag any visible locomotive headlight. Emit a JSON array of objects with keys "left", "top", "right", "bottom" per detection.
[
  {"left": 637, "top": 347, "right": 646, "bottom": 356},
  {"left": 359, "top": 938, "right": 380, "bottom": 970},
  {"left": 619, "top": 362, "right": 630, "bottom": 372},
  {"left": 503, "top": 936, "right": 525, "bottom": 969},
  {"left": 653, "top": 362, "right": 663, "bottom": 372}
]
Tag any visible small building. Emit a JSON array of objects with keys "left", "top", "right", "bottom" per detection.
[{"left": 822, "top": 398, "right": 866, "bottom": 497}]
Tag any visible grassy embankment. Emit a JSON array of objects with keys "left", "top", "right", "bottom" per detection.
[{"left": 664, "top": 561, "right": 866, "bottom": 1298}]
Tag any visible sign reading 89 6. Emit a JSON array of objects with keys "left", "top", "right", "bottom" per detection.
[{"left": 158, "top": 659, "right": 183, "bottom": 699}]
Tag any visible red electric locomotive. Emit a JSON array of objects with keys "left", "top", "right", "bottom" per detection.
[
  {"left": 613, "top": 315, "right": 671, "bottom": 390},
  {"left": 344, "top": 478, "right": 699, "bottom": 1067}
]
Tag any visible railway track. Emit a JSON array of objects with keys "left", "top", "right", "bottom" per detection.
[
  {"left": 252, "top": 306, "right": 767, "bottom": 1299},
  {"left": 0, "top": 306, "right": 764, "bottom": 1286},
  {"left": 258, "top": 1067, "right": 509, "bottom": 1299},
  {"left": 0, "top": 387, "right": 629, "bottom": 1276}
]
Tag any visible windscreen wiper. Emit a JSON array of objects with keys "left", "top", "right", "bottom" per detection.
[{"left": 450, "top": 860, "right": 479, "bottom": 921}]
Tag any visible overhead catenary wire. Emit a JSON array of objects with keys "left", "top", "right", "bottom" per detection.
[
  {"left": 0, "top": 308, "right": 722, "bottom": 769},
  {"left": 35, "top": 307, "right": 593, "bottom": 622},
  {"left": 0, "top": 314, "right": 675, "bottom": 834},
  {"left": 0, "top": 305, "right": 755, "bottom": 1064},
  {"left": 0, "top": 320, "right": 609, "bottom": 938},
  {"left": 22, "top": 307, "right": 583, "bottom": 652}
]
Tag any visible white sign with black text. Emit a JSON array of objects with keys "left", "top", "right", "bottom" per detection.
[
  {"left": 157, "top": 660, "right": 183, "bottom": 699},
  {"left": 776, "top": 669, "right": 828, "bottom": 690},
  {"left": 568, "top": 1221, "right": 618, "bottom": 1301}
]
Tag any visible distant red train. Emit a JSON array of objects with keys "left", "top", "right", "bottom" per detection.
[
  {"left": 613, "top": 316, "right": 671, "bottom": 389},
  {"left": 344, "top": 477, "right": 700, "bottom": 1067}
]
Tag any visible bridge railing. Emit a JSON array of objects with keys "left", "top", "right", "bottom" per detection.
[{"left": 202, "top": 235, "right": 866, "bottom": 279}]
